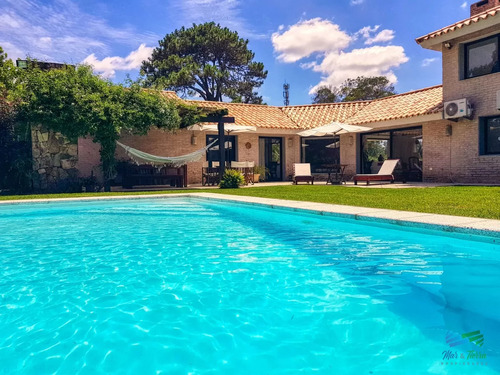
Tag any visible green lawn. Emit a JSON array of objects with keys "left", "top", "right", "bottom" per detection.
[{"left": 1, "top": 185, "right": 499, "bottom": 220}]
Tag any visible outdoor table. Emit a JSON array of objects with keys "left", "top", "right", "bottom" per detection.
[{"left": 324, "top": 164, "right": 347, "bottom": 185}]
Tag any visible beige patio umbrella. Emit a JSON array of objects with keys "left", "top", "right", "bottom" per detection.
[
  {"left": 325, "top": 141, "right": 340, "bottom": 149},
  {"left": 187, "top": 124, "right": 257, "bottom": 134},
  {"left": 187, "top": 124, "right": 257, "bottom": 167},
  {"left": 297, "top": 122, "right": 372, "bottom": 137}
]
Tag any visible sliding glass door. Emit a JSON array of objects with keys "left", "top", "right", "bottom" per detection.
[{"left": 360, "top": 127, "right": 422, "bottom": 181}]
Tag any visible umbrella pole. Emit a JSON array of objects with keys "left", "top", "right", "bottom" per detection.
[{"left": 218, "top": 121, "right": 226, "bottom": 179}]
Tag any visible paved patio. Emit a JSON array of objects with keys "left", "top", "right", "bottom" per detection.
[{"left": 245, "top": 181, "right": 453, "bottom": 189}]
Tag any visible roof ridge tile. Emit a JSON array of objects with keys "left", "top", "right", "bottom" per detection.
[{"left": 416, "top": 5, "right": 500, "bottom": 43}]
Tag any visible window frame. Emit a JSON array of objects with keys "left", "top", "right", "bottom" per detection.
[
  {"left": 300, "top": 136, "right": 340, "bottom": 173},
  {"left": 206, "top": 134, "right": 237, "bottom": 162},
  {"left": 480, "top": 116, "right": 500, "bottom": 155},
  {"left": 464, "top": 34, "right": 500, "bottom": 80}
]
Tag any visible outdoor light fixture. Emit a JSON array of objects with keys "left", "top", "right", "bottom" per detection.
[
  {"left": 444, "top": 42, "right": 452, "bottom": 49},
  {"left": 288, "top": 138, "right": 294, "bottom": 148},
  {"left": 191, "top": 134, "right": 197, "bottom": 145}
]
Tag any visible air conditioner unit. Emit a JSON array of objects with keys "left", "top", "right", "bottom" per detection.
[{"left": 443, "top": 99, "right": 472, "bottom": 120}]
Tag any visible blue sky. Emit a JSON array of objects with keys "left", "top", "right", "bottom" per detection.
[{"left": 0, "top": 0, "right": 472, "bottom": 105}]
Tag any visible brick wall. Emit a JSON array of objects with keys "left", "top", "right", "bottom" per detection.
[
  {"left": 339, "top": 133, "right": 358, "bottom": 179},
  {"left": 284, "top": 135, "right": 301, "bottom": 180},
  {"left": 337, "top": 118, "right": 500, "bottom": 184},
  {"left": 76, "top": 137, "right": 102, "bottom": 180},
  {"left": 116, "top": 128, "right": 206, "bottom": 185},
  {"left": 423, "top": 120, "right": 500, "bottom": 183},
  {"left": 442, "top": 25, "right": 500, "bottom": 113},
  {"left": 439, "top": 24, "right": 500, "bottom": 183},
  {"left": 76, "top": 118, "right": 500, "bottom": 185},
  {"left": 77, "top": 128, "right": 303, "bottom": 186},
  {"left": 470, "top": 0, "right": 500, "bottom": 16}
]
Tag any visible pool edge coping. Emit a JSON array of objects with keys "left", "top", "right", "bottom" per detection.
[{"left": 1, "top": 192, "right": 499, "bottom": 239}]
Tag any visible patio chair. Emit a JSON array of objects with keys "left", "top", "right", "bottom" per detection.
[
  {"left": 230, "top": 161, "right": 254, "bottom": 185},
  {"left": 353, "top": 159, "right": 400, "bottom": 185},
  {"left": 202, "top": 162, "right": 220, "bottom": 186},
  {"left": 293, "top": 163, "right": 314, "bottom": 185}
]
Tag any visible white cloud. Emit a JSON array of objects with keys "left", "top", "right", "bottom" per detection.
[
  {"left": 356, "top": 25, "right": 380, "bottom": 40},
  {"left": 272, "top": 18, "right": 408, "bottom": 94},
  {"left": 355, "top": 26, "right": 394, "bottom": 45},
  {"left": 461, "top": 2, "right": 468, "bottom": 9},
  {"left": 308, "top": 46, "right": 409, "bottom": 93},
  {"left": 351, "top": 0, "right": 365, "bottom": 5},
  {"left": 83, "top": 44, "right": 154, "bottom": 78},
  {"left": 0, "top": 0, "right": 156, "bottom": 63},
  {"left": 272, "top": 18, "right": 352, "bottom": 63},
  {"left": 365, "top": 29, "right": 395, "bottom": 45},
  {"left": 422, "top": 57, "right": 439, "bottom": 67}
]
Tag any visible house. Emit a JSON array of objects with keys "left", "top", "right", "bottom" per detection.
[
  {"left": 34, "top": 1, "right": 500, "bottom": 190},
  {"left": 416, "top": 0, "right": 500, "bottom": 183},
  {"left": 76, "top": 85, "right": 442, "bottom": 186}
]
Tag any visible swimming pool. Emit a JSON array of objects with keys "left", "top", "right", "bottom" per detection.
[{"left": 0, "top": 197, "right": 499, "bottom": 374}]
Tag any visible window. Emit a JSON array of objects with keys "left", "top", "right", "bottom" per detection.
[
  {"left": 301, "top": 137, "right": 340, "bottom": 173},
  {"left": 481, "top": 116, "right": 500, "bottom": 155},
  {"left": 206, "top": 135, "right": 236, "bottom": 162},
  {"left": 360, "top": 127, "right": 423, "bottom": 181},
  {"left": 465, "top": 35, "right": 500, "bottom": 79}
]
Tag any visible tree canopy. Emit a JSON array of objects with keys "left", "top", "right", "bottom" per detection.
[
  {"left": 312, "top": 86, "right": 340, "bottom": 104},
  {"left": 18, "top": 64, "right": 182, "bottom": 190},
  {"left": 0, "top": 47, "right": 33, "bottom": 192},
  {"left": 312, "top": 76, "right": 396, "bottom": 104},
  {"left": 141, "top": 22, "right": 268, "bottom": 104}
]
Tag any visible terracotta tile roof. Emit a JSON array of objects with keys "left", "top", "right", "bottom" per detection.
[
  {"left": 188, "top": 100, "right": 302, "bottom": 129},
  {"left": 161, "top": 91, "right": 300, "bottom": 129},
  {"left": 161, "top": 87, "right": 443, "bottom": 129},
  {"left": 346, "top": 85, "right": 443, "bottom": 125},
  {"left": 416, "top": 5, "right": 500, "bottom": 45},
  {"left": 161, "top": 91, "right": 184, "bottom": 100},
  {"left": 280, "top": 101, "right": 369, "bottom": 129}
]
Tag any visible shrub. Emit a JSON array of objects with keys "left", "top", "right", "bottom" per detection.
[
  {"left": 252, "top": 165, "right": 269, "bottom": 181},
  {"left": 219, "top": 169, "right": 245, "bottom": 189},
  {"left": 80, "top": 175, "right": 102, "bottom": 192}
]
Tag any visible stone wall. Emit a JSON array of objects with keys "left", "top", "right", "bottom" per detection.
[{"left": 31, "top": 125, "right": 79, "bottom": 191}]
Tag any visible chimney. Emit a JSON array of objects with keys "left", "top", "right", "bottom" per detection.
[{"left": 470, "top": 0, "right": 500, "bottom": 16}]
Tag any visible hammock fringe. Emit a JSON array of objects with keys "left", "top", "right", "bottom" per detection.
[{"left": 116, "top": 140, "right": 217, "bottom": 168}]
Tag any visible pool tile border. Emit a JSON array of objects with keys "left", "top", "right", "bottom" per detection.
[
  {"left": 193, "top": 193, "right": 500, "bottom": 241},
  {"left": 1, "top": 192, "right": 499, "bottom": 240}
]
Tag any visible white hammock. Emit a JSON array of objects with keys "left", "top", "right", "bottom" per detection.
[{"left": 116, "top": 140, "right": 217, "bottom": 168}]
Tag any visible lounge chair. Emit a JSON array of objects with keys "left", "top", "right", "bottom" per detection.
[
  {"left": 353, "top": 159, "right": 400, "bottom": 185},
  {"left": 293, "top": 163, "right": 314, "bottom": 184}
]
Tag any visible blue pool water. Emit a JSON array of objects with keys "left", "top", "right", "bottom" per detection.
[{"left": 0, "top": 197, "right": 499, "bottom": 374}]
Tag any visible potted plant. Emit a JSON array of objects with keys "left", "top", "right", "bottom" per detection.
[{"left": 252, "top": 165, "right": 268, "bottom": 183}]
